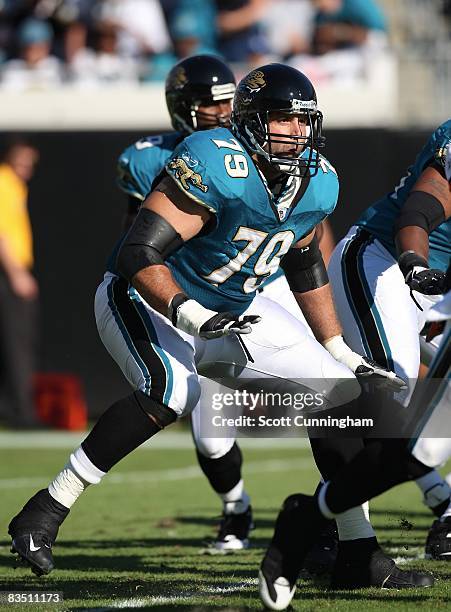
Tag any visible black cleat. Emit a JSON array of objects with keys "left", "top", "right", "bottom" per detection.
[
  {"left": 303, "top": 519, "right": 338, "bottom": 575},
  {"left": 9, "top": 489, "right": 69, "bottom": 576},
  {"left": 425, "top": 517, "right": 451, "bottom": 561},
  {"left": 214, "top": 505, "right": 254, "bottom": 550},
  {"left": 331, "top": 540, "right": 434, "bottom": 589},
  {"left": 10, "top": 533, "right": 54, "bottom": 576},
  {"left": 259, "top": 494, "right": 327, "bottom": 610}
]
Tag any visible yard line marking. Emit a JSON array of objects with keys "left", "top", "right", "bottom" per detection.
[
  {"left": 0, "top": 457, "right": 313, "bottom": 489},
  {"left": 87, "top": 580, "right": 258, "bottom": 610}
]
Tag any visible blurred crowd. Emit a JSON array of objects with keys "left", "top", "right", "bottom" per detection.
[{"left": 0, "top": 0, "right": 390, "bottom": 89}]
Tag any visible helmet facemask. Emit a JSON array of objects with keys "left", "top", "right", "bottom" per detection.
[
  {"left": 173, "top": 84, "right": 235, "bottom": 135},
  {"left": 190, "top": 99, "right": 233, "bottom": 131},
  {"left": 237, "top": 103, "right": 325, "bottom": 177}
]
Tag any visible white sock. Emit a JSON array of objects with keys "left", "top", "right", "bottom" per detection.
[
  {"left": 48, "top": 446, "right": 106, "bottom": 509},
  {"left": 336, "top": 502, "right": 375, "bottom": 540},
  {"left": 416, "top": 470, "right": 451, "bottom": 509},
  {"left": 317, "top": 482, "right": 335, "bottom": 519},
  {"left": 219, "top": 480, "right": 250, "bottom": 514}
]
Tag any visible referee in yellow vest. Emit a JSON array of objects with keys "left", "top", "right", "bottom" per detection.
[{"left": 0, "top": 139, "right": 39, "bottom": 427}]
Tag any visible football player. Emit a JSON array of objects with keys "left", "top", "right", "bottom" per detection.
[
  {"left": 317, "top": 122, "right": 451, "bottom": 575},
  {"left": 411, "top": 265, "right": 451, "bottom": 561},
  {"left": 8, "top": 64, "right": 401, "bottom": 585},
  {"left": 116, "top": 54, "right": 334, "bottom": 552},
  {"left": 117, "top": 54, "right": 255, "bottom": 551},
  {"left": 260, "top": 286, "right": 451, "bottom": 611}
]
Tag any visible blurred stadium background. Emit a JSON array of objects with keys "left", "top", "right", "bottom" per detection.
[{"left": 0, "top": 0, "right": 449, "bottom": 421}]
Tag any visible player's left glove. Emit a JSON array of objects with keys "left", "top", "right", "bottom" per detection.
[
  {"left": 398, "top": 251, "right": 446, "bottom": 296},
  {"left": 323, "top": 335, "right": 407, "bottom": 392}
]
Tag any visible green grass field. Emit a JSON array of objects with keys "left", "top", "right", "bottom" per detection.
[{"left": 0, "top": 433, "right": 450, "bottom": 611}]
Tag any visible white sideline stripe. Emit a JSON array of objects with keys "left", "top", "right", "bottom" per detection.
[
  {"left": 392, "top": 555, "right": 425, "bottom": 564},
  {"left": 89, "top": 579, "right": 258, "bottom": 610},
  {"left": 0, "top": 431, "right": 309, "bottom": 450},
  {"left": 0, "top": 457, "right": 313, "bottom": 489},
  {"left": 386, "top": 547, "right": 425, "bottom": 563}
]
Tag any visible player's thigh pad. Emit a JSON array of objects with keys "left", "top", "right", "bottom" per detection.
[{"left": 94, "top": 273, "right": 200, "bottom": 417}]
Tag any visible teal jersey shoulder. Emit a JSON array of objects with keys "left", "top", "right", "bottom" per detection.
[
  {"left": 356, "top": 121, "right": 451, "bottom": 271},
  {"left": 117, "top": 132, "right": 182, "bottom": 201},
  {"left": 164, "top": 127, "right": 339, "bottom": 313}
]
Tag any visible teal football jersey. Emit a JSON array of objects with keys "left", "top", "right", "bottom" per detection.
[
  {"left": 163, "top": 127, "right": 339, "bottom": 313},
  {"left": 117, "top": 132, "right": 183, "bottom": 200},
  {"left": 357, "top": 121, "right": 451, "bottom": 271},
  {"left": 107, "top": 132, "right": 183, "bottom": 272}
]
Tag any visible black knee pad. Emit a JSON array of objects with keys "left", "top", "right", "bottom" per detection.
[
  {"left": 134, "top": 390, "right": 177, "bottom": 428},
  {"left": 196, "top": 442, "right": 242, "bottom": 494}
]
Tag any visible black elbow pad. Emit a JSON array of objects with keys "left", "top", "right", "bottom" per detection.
[
  {"left": 393, "top": 191, "right": 445, "bottom": 236},
  {"left": 280, "top": 235, "right": 329, "bottom": 292},
  {"left": 116, "top": 208, "right": 183, "bottom": 281}
]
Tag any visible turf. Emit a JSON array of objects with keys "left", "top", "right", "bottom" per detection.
[{"left": 0, "top": 441, "right": 450, "bottom": 611}]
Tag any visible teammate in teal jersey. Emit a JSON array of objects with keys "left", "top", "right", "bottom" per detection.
[
  {"left": 411, "top": 266, "right": 451, "bottom": 562},
  {"left": 357, "top": 121, "right": 451, "bottom": 272},
  {"left": 117, "top": 54, "right": 235, "bottom": 230},
  {"left": 8, "top": 64, "right": 404, "bottom": 592},
  {"left": 325, "top": 123, "right": 451, "bottom": 575}
]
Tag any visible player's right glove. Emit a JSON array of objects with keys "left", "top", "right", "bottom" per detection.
[
  {"left": 168, "top": 293, "right": 261, "bottom": 339},
  {"left": 323, "top": 335, "right": 407, "bottom": 392},
  {"left": 398, "top": 251, "right": 446, "bottom": 296}
]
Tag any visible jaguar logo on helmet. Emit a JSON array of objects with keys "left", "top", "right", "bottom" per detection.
[
  {"left": 243, "top": 69, "right": 266, "bottom": 92},
  {"left": 168, "top": 66, "right": 188, "bottom": 90}
]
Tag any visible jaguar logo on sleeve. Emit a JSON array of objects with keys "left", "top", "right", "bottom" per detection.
[
  {"left": 435, "top": 141, "right": 451, "bottom": 181},
  {"left": 168, "top": 158, "right": 209, "bottom": 193}
]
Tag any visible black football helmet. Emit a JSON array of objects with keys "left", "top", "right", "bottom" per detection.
[
  {"left": 232, "top": 63, "right": 325, "bottom": 176},
  {"left": 165, "top": 55, "right": 236, "bottom": 135}
]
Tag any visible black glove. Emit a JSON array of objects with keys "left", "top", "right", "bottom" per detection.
[
  {"left": 323, "top": 336, "right": 407, "bottom": 392},
  {"left": 405, "top": 268, "right": 446, "bottom": 295},
  {"left": 354, "top": 357, "right": 407, "bottom": 392},
  {"left": 199, "top": 313, "right": 261, "bottom": 339},
  {"left": 398, "top": 251, "right": 446, "bottom": 306}
]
